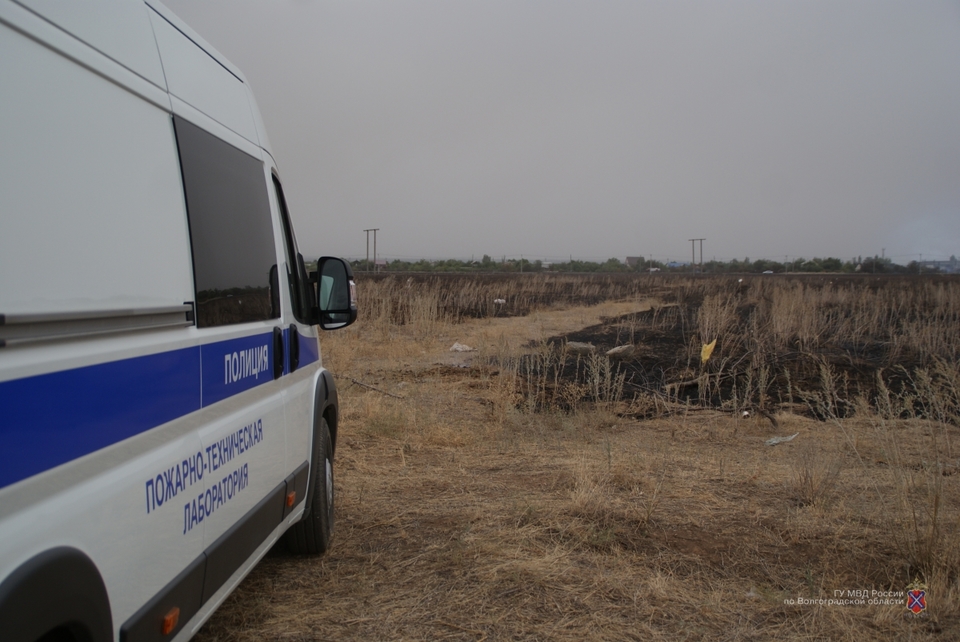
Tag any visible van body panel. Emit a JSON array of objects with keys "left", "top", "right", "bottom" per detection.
[
  {"left": 0, "top": 426, "right": 207, "bottom": 635},
  {"left": 14, "top": 0, "right": 167, "bottom": 89},
  {"left": 0, "top": 0, "right": 171, "bottom": 110},
  {"left": 0, "top": 1, "right": 351, "bottom": 639},
  {"left": 191, "top": 336, "right": 287, "bottom": 553},
  {"left": 172, "top": 514, "right": 295, "bottom": 642},
  {"left": 0, "top": 14, "right": 192, "bottom": 317},
  {"left": 247, "top": 82, "right": 274, "bottom": 162},
  {"left": 0, "top": 357, "right": 325, "bottom": 635},
  {"left": 142, "top": 0, "right": 249, "bottom": 91},
  {"left": 148, "top": 7, "right": 260, "bottom": 147},
  {"left": 0, "top": 325, "right": 304, "bottom": 490}
]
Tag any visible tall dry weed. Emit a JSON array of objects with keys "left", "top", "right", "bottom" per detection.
[
  {"left": 788, "top": 443, "right": 843, "bottom": 507},
  {"left": 880, "top": 429, "right": 960, "bottom": 584},
  {"left": 697, "top": 292, "right": 740, "bottom": 348}
]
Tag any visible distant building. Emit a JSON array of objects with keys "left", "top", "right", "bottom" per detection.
[
  {"left": 625, "top": 256, "right": 644, "bottom": 268},
  {"left": 921, "top": 256, "right": 958, "bottom": 273}
]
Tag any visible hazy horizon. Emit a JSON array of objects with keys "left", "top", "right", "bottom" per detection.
[
  {"left": 163, "top": 0, "right": 960, "bottom": 265},
  {"left": 341, "top": 252, "right": 956, "bottom": 266}
]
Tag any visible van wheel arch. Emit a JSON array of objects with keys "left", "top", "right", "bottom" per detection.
[
  {"left": 283, "top": 370, "right": 338, "bottom": 554},
  {"left": 0, "top": 548, "right": 112, "bottom": 642},
  {"left": 284, "top": 416, "right": 334, "bottom": 554},
  {"left": 320, "top": 369, "right": 338, "bottom": 455}
]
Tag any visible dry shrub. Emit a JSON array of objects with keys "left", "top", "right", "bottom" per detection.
[
  {"left": 696, "top": 292, "right": 740, "bottom": 349},
  {"left": 561, "top": 456, "right": 658, "bottom": 553},
  {"left": 872, "top": 415, "right": 960, "bottom": 585},
  {"left": 897, "top": 468, "right": 960, "bottom": 581},
  {"left": 788, "top": 443, "right": 843, "bottom": 507}
]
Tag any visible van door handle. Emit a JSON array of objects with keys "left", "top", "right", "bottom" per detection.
[
  {"left": 273, "top": 327, "right": 284, "bottom": 379},
  {"left": 289, "top": 324, "right": 300, "bottom": 373}
]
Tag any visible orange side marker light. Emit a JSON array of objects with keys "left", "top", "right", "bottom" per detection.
[
  {"left": 286, "top": 491, "right": 296, "bottom": 507},
  {"left": 161, "top": 607, "right": 180, "bottom": 636}
]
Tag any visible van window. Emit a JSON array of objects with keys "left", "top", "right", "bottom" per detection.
[
  {"left": 174, "top": 115, "right": 279, "bottom": 327},
  {"left": 272, "top": 175, "right": 313, "bottom": 324}
]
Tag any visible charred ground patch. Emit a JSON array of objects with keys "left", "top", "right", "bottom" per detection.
[{"left": 526, "top": 279, "right": 960, "bottom": 423}]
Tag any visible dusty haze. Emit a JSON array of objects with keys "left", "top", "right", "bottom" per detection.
[{"left": 163, "top": 0, "right": 960, "bottom": 265}]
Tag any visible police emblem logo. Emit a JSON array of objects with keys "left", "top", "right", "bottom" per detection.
[{"left": 906, "top": 578, "right": 927, "bottom": 615}]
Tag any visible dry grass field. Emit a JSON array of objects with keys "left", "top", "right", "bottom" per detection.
[{"left": 195, "top": 274, "right": 960, "bottom": 641}]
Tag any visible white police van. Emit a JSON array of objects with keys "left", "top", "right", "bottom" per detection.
[{"left": 0, "top": 1, "right": 358, "bottom": 640}]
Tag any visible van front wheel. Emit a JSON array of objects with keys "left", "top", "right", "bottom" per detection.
[{"left": 285, "top": 419, "right": 334, "bottom": 554}]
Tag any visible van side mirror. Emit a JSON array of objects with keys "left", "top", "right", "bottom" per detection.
[{"left": 312, "top": 257, "right": 357, "bottom": 330}]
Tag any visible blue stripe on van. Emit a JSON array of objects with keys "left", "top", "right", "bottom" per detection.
[
  {"left": 0, "top": 331, "right": 319, "bottom": 489},
  {"left": 201, "top": 333, "right": 274, "bottom": 407},
  {"left": 0, "top": 347, "right": 201, "bottom": 489},
  {"left": 299, "top": 329, "right": 320, "bottom": 367}
]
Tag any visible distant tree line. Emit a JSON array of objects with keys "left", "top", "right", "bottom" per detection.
[{"left": 351, "top": 254, "right": 944, "bottom": 275}]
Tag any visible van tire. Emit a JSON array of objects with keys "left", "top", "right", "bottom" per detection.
[{"left": 285, "top": 418, "right": 334, "bottom": 554}]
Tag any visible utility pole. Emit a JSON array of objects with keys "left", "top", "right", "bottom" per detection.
[
  {"left": 363, "top": 228, "right": 379, "bottom": 273},
  {"left": 689, "top": 238, "right": 705, "bottom": 274},
  {"left": 363, "top": 229, "right": 370, "bottom": 272}
]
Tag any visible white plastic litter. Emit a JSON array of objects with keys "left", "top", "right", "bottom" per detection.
[
  {"left": 765, "top": 433, "right": 799, "bottom": 446},
  {"left": 606, "top": 345, "right": 635, "bottom": 359},
  {"left": 565, "top": 341, "right": 596, "bottom": 355}
]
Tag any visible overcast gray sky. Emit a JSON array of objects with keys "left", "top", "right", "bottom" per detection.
[{"left": 163, "top": 0, "right": 960, "bottom": 265}]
